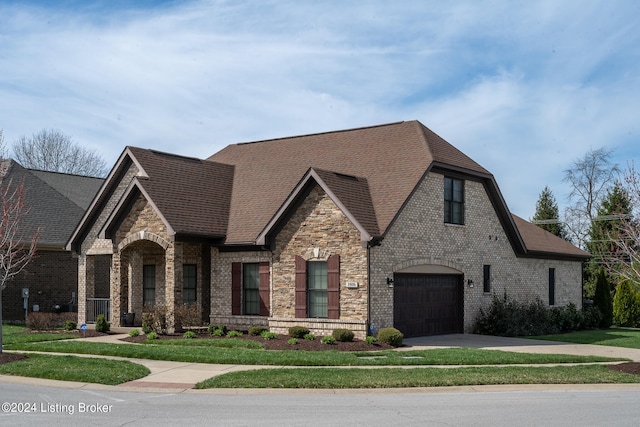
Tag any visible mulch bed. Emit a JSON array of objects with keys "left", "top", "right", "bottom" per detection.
[
  {"left": 608, "top": 362, "right": 640, "bottom": 375},
  {"left": 120, "top": 331, "right": 395, "bottom": 351}
]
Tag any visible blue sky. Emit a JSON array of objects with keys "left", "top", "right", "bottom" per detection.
[{"left": 1, "top": 0, "right": 639, "bottom": 220}]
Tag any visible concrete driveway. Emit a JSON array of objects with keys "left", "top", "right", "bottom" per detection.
[{"left": 402, "top": 333, "right": 640, "bottom": 361}]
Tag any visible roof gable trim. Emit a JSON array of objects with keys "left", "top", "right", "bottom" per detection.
[
  {"left": 256, "top": 168, "right": 373, "bottom": 246},
  {"left": 99, "top": 178, "right": 176, "bottom": 240}
]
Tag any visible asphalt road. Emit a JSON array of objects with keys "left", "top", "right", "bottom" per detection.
[{"left": 1, "top": 383, "right": 639, "bottom": 426}]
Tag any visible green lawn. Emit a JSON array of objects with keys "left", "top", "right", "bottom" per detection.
[
  {"left": 1, "top": 324, "right": 77, "bottom": 346},
  {"left": 530, "top": 327, "right": 640, "bottom": 349},
  {"left": 0, "top": 353, "right": 150, "bottom": 385},
  {"left": 5, "top": 339, "right": 624, "bottom": 366},
  {"left": 197, "top": 365, "right": 639, "bottom": 389}
]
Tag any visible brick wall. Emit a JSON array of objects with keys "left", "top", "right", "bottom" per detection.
[
  {"left": 370, "top": 172, "right": 583, "bottom": 333},
  {"left": 2, "top": 250, "right": 78, "bottom": 322}
]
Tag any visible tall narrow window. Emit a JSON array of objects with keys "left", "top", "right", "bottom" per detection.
[
  {"left": 143, "top": 265, "right": 156, "bottom": 306},
  {"left": 307, "top": 261, "right": 328, "bottom": 318},
  {"left": 549, "top": 268, "right": 556, "bottom": 306},
  {"left": 444, "top": 177, "right": 465, "bottom": 225},
  {"left": 483, "top": 265, "right": 491, "bottom": 293},
  {"left": 183, "top": 264, "right": 197, "bottom": 304},
  {"left": 243, "top": 263, "right": 260, "bottom": 315}
]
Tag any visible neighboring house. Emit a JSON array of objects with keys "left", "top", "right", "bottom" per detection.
[
  {"left": 67, "top": 121, "right": 589, "bottom": 337},
  {"left": 0, "top": 160, "right": 104, "bottom": 322}
]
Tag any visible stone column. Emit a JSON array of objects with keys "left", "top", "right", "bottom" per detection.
[
  {"left": 129, "top": 251, "right": 143, "bottom": 324},
  {"left": 77, "top": 254, "right": 93, "bottom": 325},
  {"left": 110, "top": 252, "right": 122, "bottom": 327},
  {"left": 165, "top": 242, "right": 183, "bottom": 332}
]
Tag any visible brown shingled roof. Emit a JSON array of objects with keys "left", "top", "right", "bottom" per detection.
[
  {"left": 124, "top": 148, "right": 233, "bottom": 238},
  {"left": 209, "top": 120, "right": 487, "bottom": 243},
  {"left": 512, "top": 214, "right": 590, "bottom": 259},
  {"left": 69, "top": 120, "right": 588, "bottom": 261}
]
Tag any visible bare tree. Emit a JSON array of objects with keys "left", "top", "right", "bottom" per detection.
[
  {"left": 563, "top": 147, "right": 619, "bottom": 248},
  {"left": 605, "top": 162, "right": 640, "bottom": 290},
  {"left": 0, "top": 179, "right": 39, "bottom": 353},
  {"left": 0, "top": 130, "right": 8, "bottom": 160},
  {"left": 12, "top": 129, "right": 108, "bottom": 177}
]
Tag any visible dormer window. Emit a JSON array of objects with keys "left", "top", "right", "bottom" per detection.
[{"left": 444, "top": 177, "right": 465, "bottom": 225}]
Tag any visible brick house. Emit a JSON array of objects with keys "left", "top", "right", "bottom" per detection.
[
  {"left": 67, "top": 121, "right": 589, "bottom": 337},
  {"left": 0, "top": 160, "right": 103, "bottom": 322}
]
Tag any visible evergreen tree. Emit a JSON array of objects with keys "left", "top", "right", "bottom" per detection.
[
  {"left": 613, "top": 280, "right": 640, "bottom": 327},
  {"left": 584, "top": 182, "right": 633, "bottom": 297},
  {"left": 593, "top": 269, "right": 613, "bottom": 328},
  {"left": 532, "top": 186, "right": 568, "bottom": 239}
]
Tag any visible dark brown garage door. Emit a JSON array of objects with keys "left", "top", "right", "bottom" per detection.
[{"left": 393, "top": 273, "right": 463, "bottom": 337}]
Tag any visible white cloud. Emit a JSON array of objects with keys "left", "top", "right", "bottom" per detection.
[{"left": 0, "top": 0, "right": 638, "bottom": 221}]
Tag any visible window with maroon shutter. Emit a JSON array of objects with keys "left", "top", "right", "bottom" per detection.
[
  {"left": 259, "top": 261, "right": 270, "bottom": 316},
  {"left": 295, "top": 255, "right": 307, "bottom": 318},
  {"left": 231, "top": 262, "right": 241, "bottom": 315},
  {"left": 327, "top": 254, "right": 340, "bottom": 319}
]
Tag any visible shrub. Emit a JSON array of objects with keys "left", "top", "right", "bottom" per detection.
[
  {"left": 95, "top": 314, "right": 110, "bottom": 333},
  {"left": 261, "top": 331, "right": 277, "bottom": 340},
  {"left": 288, "top": 326, "right": 310, "bottom": 338},
  {"left": 303, "top": 333, "right": 316, "bottom": 341},
  {"left": 147, "top": 332, "right": 158, "bottom": 340},
  {"left": 26, "top": 312, "right": 56, "bottom": 331},
  {"left": 613, "top": 280, "right": 640, "bottom": 327},
  {"left": 210, "top": 328, "right": 225, "bottom": 337},
  {"left": 142, "top": 305, "right": 170, "bottom": 334},
  {"left": 377, "top": 327, "right": 403, "bottom": 347},
  {"left": 365, "top": 336, "right": 377, "bottom": 345},
  {"left": 183, "top": 330, "right": 197, "bottom": 339},
  {"left": 593, "top": 269, "right": 613, "bottom": 328},
  {"left": 174, "top": 303, "right": 202, "bottom": 330},
  {"left": 129, "top": 329, "right": 140, "bottom": 337},
  {"left": 332, "top": 328, "right": 354, "bottom": 342},
  {"left": 142, "top": 313, "right": 154, "bottom": 334},
  {"left": 288, "top": 338, "right": 299, "bottom": 345},
  {"left": 583, "top": 305, "right": 603, "bottom": 329},
  {"left": 227, "top": 330, "right": 243, "bottom": 337},
  {"left": 63, "top": 319, "right": 77, "bottom": 331},
  {"left": 249, "top": 325, "right": 269, "bottom": 336},
  {"left": 208, "top": 323, "right": 228, "bottom": 336},
  {"left": 320, "top": 336, "right": 336, "bottom": 345}
]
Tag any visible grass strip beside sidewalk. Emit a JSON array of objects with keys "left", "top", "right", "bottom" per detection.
[
  {"left": 197, "top": 365, "right": 640, "bottom": 389},
  {"left": 5, "top": 340, "right": 626, "bottom": 366},
  {"left": 0, "top": 353, "right": 150, "bottom": 385}
]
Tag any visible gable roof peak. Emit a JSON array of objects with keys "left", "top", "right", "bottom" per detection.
[{"left": 234, "top": 120, "right": 409, "bottom": 147}]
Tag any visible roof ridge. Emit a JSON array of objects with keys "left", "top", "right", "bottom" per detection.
[{"left": 235, "top": 121, "right": 408, "bottom": 146}]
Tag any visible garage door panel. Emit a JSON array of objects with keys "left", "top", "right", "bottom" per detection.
[{"left": 393, "top": 274, "right": 463, "bottom": 338}]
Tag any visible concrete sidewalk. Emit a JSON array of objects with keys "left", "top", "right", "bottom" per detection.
[
  {"left": 3, "top": 332, "right": 640, "bottom": 392},
  {"left": 402, "top": 334, "right": 640, "bottom": 362}
]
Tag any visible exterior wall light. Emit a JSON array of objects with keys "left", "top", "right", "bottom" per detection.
[
  {"left": 386, "top": 277, "right": 394, "bottom": 288},
  {"left": 467, "top": 279, "right": 474, "bottom": 288}
]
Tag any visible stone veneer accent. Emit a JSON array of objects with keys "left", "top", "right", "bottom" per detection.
[
  {"left": 270, "top": 185, "right": 369, "bottom": 338},
  {"left": 369, "top": 171, "right": 583, "bottom": 333},
  {"left": 210, "top": 184, "right": 369, "bottom": 338}
]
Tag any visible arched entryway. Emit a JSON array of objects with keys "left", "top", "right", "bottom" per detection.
[{"left": 118, "top": 239, "right": 167, "bottom": 326}]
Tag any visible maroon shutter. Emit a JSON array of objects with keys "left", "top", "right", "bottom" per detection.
[
  {"left": 295, "top": 256, "right": 307, "bottom": 318},
  {"left": 231, "top": 262, "right": 241, "bottom": 315},
  {"left": 327, "top": 254, "right": 340, "bottom": 319},
  {"left": 259, "top": 262, "right": 270, "bottom": 316}
]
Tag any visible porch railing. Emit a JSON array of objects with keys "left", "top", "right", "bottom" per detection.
[{"left": 86, "top": 298, "right": 111, "bottom": 323}]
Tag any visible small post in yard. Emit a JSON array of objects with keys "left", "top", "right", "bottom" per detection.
[{"left": 80, "top": 323, "right": 87, "bottom": 338}]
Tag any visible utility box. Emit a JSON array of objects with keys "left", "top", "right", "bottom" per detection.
[{"left": 21, "top": 288, "right": 29, "bottom": 298}]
